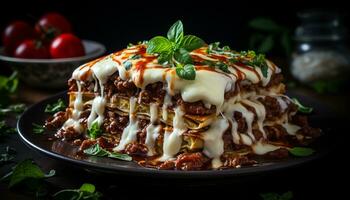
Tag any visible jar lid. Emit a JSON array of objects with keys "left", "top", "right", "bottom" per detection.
[{"left": 295, "top": 10, "right": 347, "bottom": 41}]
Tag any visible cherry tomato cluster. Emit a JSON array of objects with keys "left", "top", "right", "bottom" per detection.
[{"left": 2, "top": 12, "right": 85, "bottom": 59}]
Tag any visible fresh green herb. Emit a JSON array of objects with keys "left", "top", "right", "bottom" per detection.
[
  {"left": 0, "top": 160, "right": 55, "bottom": 188},
  {"left": 123, "top": 60, "right": 133, "bottom": 70},
  {"left": 0, "top": 146, "right": 16, "bottom": 166},
  {"left": 32, "top": 123, "right": 45, "bottom": 135},
  {"left": 0, "top": 120, "right": 17, "bottom": 140},
  {"left": 291, "top": 98, "right": 313, "bottom": 114},
  {"left": 176, "top": 64, "right": 196, "bottom": 80},
  {"left": 216, "top": 62, "right": 230, "bottom": 73},
  {"left": 0, "top": 71, "right": 19, "bottom": 106},
  {"left": 53, "top": 183, "right": 102, "bottom": 200},
  {"left": 84, "top": 143, "right": 132, "bottom": 161},
  {"left": 0, "top": 103, "right": 26, "bottom": 115},
  {"left": 260, "top": 191, "right": 293, "bottom": 200},
  {"left": 147, "top": 20, "right": 205, "bottom": 80},
  {"left": 88, "top": 121, "right": 102, "bottom": 139},
  {"left": 129, "top": 54, "right": 141, "bottom": 60},
  {"left": 45, "top": 99, "right": 66, "bottom": 113},
  {"left": 289, "top": 147, "right": 315, "bottom": 157}
]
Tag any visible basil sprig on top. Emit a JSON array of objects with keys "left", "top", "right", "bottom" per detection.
[{"left": 146, "top": 20, "right": 205, "bottom": 80}]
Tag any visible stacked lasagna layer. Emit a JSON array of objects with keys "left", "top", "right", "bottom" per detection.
[{"left": 46, "top": 44, "right": 320, "bottom": 170}]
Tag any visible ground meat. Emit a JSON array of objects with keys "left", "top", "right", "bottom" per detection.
[
  {"left": 266, "top": 74, "right": 284, "bottom": 88},
  {"left": 68, "top": 79, "right": 94, "bottom": 92},
  {"left": 55, "top": 126, "right": 80, "bottom": 140},
  {"left": 264, "top": 125, "right": 288, "bottom": 142},
  {"left": 264, "top": 148, "right": 289, "bottom": 159},
  {"left": 124, "top": 142, "right": 148, "bottom": 156},
  {"left": 79, "top": 139, "right": 97, "bottom": 151},
  {"left": 258, "top": 96, "right": 283, "bottom": 121},
  {"left": 292, "top": 115, "right": 321, "bottom": 138},
  {"left": 114, "top": 76, "right": 138, "bottom": 97},
  {"left": 138, "top": 82, "right": 166, "bottom": 104},
  {"left": 222, "top": 155, "right": 257, "bottom": 168},
  {"left": 158, "top": 160, "right": 175, "bottom": 170},
  {"left": 45, "top": 111, "right": 68, "bottom": 130},
  {"left": 103, "top": 111, "right": 128, "bottom": 134},
  {"left": 234, "top": 112, "right": 247, "bottom": 133},
  {"left": 97, "top": 137, "right": 115, "bottom": 149},
  {"left": 174, "top": 152, "right": 208, "bottom": 170},
  {"left": 172, "top": 94, "right": 216, "bottom": 115},
  {"left": 253, "top": 129, "right": 264, "bottom": 141}
]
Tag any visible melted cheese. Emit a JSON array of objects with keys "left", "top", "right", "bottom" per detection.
[
  {"left": 159, "top": 107, "right": 186, "bottom": 161},
  {"left": 63, "top": 80, "right": 83, "bottom": 133},
  {"left": 145, "top": 103, "right": 161, "bottom": 156},
  {"left": 114, "top": 97, "right": 139, "bottom": 151},
  {"left": 252, "top": 140, "right": 280, "bottom": 155},
  {"left": 87, "top": 96, "right": 106, "bottom": 128},
  {"left": 202, "top": 117, "right": 229, "bottom": 169}
]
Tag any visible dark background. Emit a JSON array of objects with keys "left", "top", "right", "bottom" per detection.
[
  {"left": 1, "top": 1, "right": 349, "bottom": 199},
  {"left": 1, "top": 0, "right": 349, "bottom": 55}
]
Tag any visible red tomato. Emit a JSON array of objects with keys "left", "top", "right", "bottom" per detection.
[
  {"left": 2, "top": 21, "right": 35, "bottom": 56},
  {"left": 50, "top": 33, "right": 85, "bottom": 58},
  {"left": 35, "top": 12, "right": 72, "bottom": 37},
  {"left": 14, "top": 40, "right": 50, "bottom": 59}
]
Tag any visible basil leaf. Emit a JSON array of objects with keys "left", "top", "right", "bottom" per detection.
[
  {"left": 80, "top": 183, "right": 95, "bottom": 193},
  {"left": 167, "top": 20, "right": 184, "bottom": 43},
  {"left": 108, "top": 152, "right": 133, "bottom": 161},
  {"left": 158, "top": 52, "right": 173, "bottom": 64},
  {"left": 8, "top": 160, "right": 55, "bottom": 188},
  {"left": 84, "top": 144, "right": 132, "bottom": 161},
  {"left": 174, "top": 48, "right": 193, "bottom": 64},
  {"left": 123, "top": 61, "right": 133, "bottom": 70},
  {"left": 289, "top": 147, "right": 315, "bottom": 157},
  {"left": 129, "top": 54, "right": 141, "bottom": 60},
  {"left": 88, "top": 121, "right": 102, "bottom": 139},
  {"left": 178, "top": 35, "right": 205, "bottom": 51},
  {"left": 53, "top": 183, "right": 102, "bottom": 200},
  {"left": 32, "top": 123, "right": 45, "bottom": 135},
  {"left": 217, "top": 62, "right": 230, "bottom": 73},
  {"left": 45, "top": 99, "right": 66, "bottom": 113},
  {"left": 146, "top": 36, "right": 172, "bottom": 54},
  {"left": 291, "top": 98, "right": 313, "bottom": 114},
  {"left": 176, "top": 64, "right": 196, "bottom": 80}
]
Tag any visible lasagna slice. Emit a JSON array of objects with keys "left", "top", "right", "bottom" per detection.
[{"left": 46, "top": 22, "right": 320, "bottom": 170}]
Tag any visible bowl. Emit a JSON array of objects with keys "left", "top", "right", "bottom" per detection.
[{"left": 0, "top": 40, "right": 106, "bottom": 89}]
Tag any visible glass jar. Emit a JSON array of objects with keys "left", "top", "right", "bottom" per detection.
[{"left": 291, "top": 11, "right": 350, "bottom": 85}]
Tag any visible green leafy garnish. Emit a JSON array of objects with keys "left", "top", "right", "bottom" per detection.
[
  {"left": 176, "top": 64, "right": 196, "bottom": 80},
  {"left": 1, "top": 160, "right": 55, "bottom": 188},
  {"left": 288, "top": 147, "right": 315, "bottom": 157},
  {"left": 88, "top": 121, "right": 102, "bottom": 139},
  {"left": 291, "top": 98, "right": 313, "bottom": 114},
  {"left": 207, "top": 43, "right": 269, "bottom": 77},
  {"left": 53, "top": 183, "right": 102, "bottom": 200},
  {"left": 260, "top": 191, "right": 293, "bottom": 200},
  {"left": 123, "top": 60, "right": 133, "bottom": 70},
  {"left": 45, "top": 99, "right": 66, "bottom": 113},
  {"left": 84, "top": 143, "right": 132, "bottom": 161},
  {"left": 0, "top": 71, "right": 19, "bottom": 106},
  {"left": 32, "top": 123, "right": 45, "bottom": 135},
  {"left": 0, "top": 146, "right": 16, "bottom": 166},
  {"left": 147, "top": 20, "right": 205, "bottom": 80}
]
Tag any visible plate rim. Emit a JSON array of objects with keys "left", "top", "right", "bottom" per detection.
[{"left": 17, "top": 92, "right": 326, "bottom": 179}]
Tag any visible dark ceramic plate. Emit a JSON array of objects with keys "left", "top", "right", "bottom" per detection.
[{"left": 17, "top": 91, "right": 335, "bottom": 179}]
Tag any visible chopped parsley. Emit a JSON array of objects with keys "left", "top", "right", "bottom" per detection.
[{"left": 45, "top": 99, "right": 66, "bottom": 113}]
